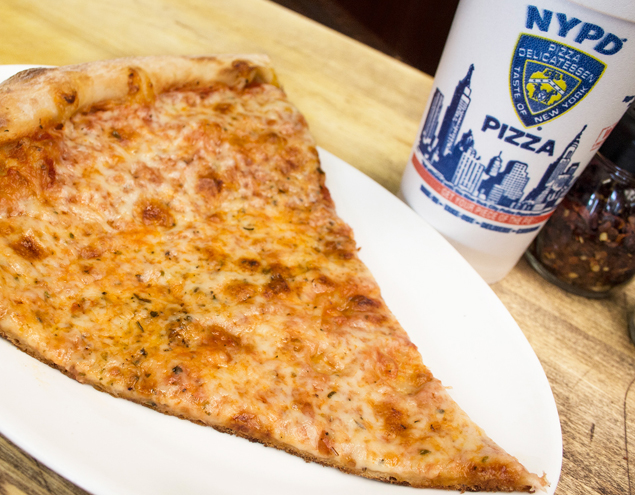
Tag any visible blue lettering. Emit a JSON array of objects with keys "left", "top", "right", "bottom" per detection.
[
  {"left": 595, "top": 33, "right": 626, "bottom": 55},
  {"left": 556, "top": 13, "right": 581, "bottom": 37},
  {"left": 482, "top": 116, "right": 554, "bottom": 155},
  {"left": 536, "top": 140, "right": 555, "bottom": 156},
  {"left": 526, "top": 6, "right": 552, "bottom": 32},
  {"left": 482, "top": 223, "right": 512, "bottom": 233},
  {"left": 520, "top": 133, "right": 541, "bottom": 152},
  {"left": 498, "top": 124, "right": 509, "bottom": 139},
  {"left": 525, "top": 7, "right": 625, "bottom": 56},
  {"left": 575, "top": 23, "right": 604, "bottom": 44},
  {"left": 444, "top": 204, "right": 460, "bottom": 217},
  {"left": 481, "top": 115, "right": 500, "bottom": 132},
  {"left": 517, "top": 226, "right": 540, "bottom": 234},
  {"left": 503, "top": 127, "right": 524, "bottom": 146}
]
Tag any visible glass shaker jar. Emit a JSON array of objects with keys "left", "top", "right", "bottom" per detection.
[{"left": 526, "top": 104, "right": 635, "bottom": 298}]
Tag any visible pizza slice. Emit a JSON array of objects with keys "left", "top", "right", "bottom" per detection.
[{"left": 0, "top": 56, "right": 547, "bottom": 491}]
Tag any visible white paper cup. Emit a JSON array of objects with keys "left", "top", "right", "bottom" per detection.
[{"left": 401, "top": 0, "right": 635, "bottom": 283}]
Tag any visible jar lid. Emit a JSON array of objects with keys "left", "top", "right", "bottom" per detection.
[{"left": 599, "top": 104, "right": 635, "bottom": 175}]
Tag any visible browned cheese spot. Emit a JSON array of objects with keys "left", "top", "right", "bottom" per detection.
[
  {"left": 265, "top": 273, "right": 290, "bottom": 297},
  {"left": 79, "top": 245, "right": 102, "bottom": 259},
  {"left": 51, "top": 83, "right": 79, "bottom": 120},
  {"left": 318, "top": 429, "right": 338, "bottom": 457},
  {"left": 228, "top": 134, "right": 249, "bottom": 149},
  {"left": 322, "top": 293, "right": 387, "bottom": 329},
  {"left": 374, "top": 402, "right": 410, "bottom": 441},
  {"left": 319, "top": 184, "right": 334, "bottom": 205},
  {"left": 323, "top": 240, "right": 354, "bottom": 260},
  {"left": 231, "top": 411, "right": 262, "bottom": 436},
  {"left": 0, "top": 168, "right": 32, "bottom": 207},
  {"left": 70, "top": 299, "right": 90, "bottom": 315},
  {"left": 138, "top": 199, "right": 174, "bottom": 228},
  {"left": 213, "top": 102, "right": 234, "bottom": 114},
  {"left": 164, "top": 321, "right": 248, "bottom": 369},
  {"left": 132, "top": 164, "right": 163, "bottom": 185},
  {"left": 196, "top": 170, "right": 224, "bottom": 197},
  {"left": 223, "top": 280, "right": 258, "bottom": 303},
  {"left": 39, "top": 158, "right": 56, "bottom": 189},
  {"left": 193, "top": 325, "right": 248, "bottom": 367},
  {"left": 229, "top": 60, "right": 256, "bottom": 83},
  {"left": 10, "top": 234, "right": 47, "bottom": 261},
  {"left": 375, "top": 351, "right": 398, "bottom": 379},
  {"left": 197, "top": 245, "right": 228, "bottom": 271},
  {"left": 392, "top": 345, "right": 434, "bottom": 395},
  {"left": 238, "top": 257, "right": 261, "bottom": 272},
  {"left": 128, "top": 69, "right": 141, "bottom": 94},
  {"left": 62, "top": 91, "right": 77, "bottom": 105},
  {"left": 311, "top": 275, "right": 336, "bottom": 295},
  {"left": 126, "top": 67, "right": 155, "bottom": 104},
  {"left": 200, "top": 325, "right": 243, "bottom": 351},
  {"left": 292, "top": 388, "right": 316, "bottom": 418},
  {"left": 259, "top": 132, "right": 287, "bottom": 147},
  {"left": 347, "top": 294, "right": 380, "bottom": 311},
  {"left": 310, "top": 351, "right": 343, "bottom": 375}
]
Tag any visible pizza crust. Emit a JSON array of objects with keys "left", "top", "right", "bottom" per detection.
[{"left": 0, "top": 55, "right": 278, "bottom": 144}]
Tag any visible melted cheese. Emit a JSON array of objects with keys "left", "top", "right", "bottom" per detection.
[{"left": 0, "top": 81, "right": 544, "bottom": 491}]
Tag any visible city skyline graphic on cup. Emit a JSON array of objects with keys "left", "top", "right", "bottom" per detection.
[{"left": 415, "top": 63, "right": 587, "bottom": 234}]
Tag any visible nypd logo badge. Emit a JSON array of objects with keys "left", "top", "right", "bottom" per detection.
[{"left": 510, "top": 34, "right": 605, "bottom": 127}]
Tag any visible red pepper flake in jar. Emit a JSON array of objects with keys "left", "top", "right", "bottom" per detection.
[{"left": 526, "top": 106, "right": 635, "bottom": 297}]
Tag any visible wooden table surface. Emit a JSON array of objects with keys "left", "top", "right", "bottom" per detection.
[{"left": 0, "top": 1, "right": 633, "bottom": 494}]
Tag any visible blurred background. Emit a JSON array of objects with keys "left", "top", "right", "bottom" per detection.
[{"left": 271, "top": 0, "right": 460, "bottom": 75}]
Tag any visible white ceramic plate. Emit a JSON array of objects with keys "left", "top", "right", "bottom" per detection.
[{"left": 0, "top": 65, "right": 561, "bottom": 494}]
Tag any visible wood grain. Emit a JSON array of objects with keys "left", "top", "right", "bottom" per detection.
[
  {"left": 0, "top": 1, "right": 632, "bottom": 494},
  {"left": 0, "top": 432, "right": 88, "bottom": 495},
  {"left": 491, "top": 259, "right": 635, "bottom": 495}
]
